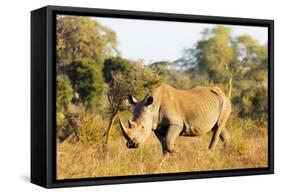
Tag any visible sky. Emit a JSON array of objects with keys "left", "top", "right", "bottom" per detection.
[{"left": 92, "top": 16, "right": 268, "bottom": 64}]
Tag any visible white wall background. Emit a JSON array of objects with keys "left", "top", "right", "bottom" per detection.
[{"left": 0, "top": 0, "right": 279, "bottom": 193}]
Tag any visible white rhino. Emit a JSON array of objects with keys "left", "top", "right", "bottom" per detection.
[{"left": 120, "top": 84, "right": 231, "bottom": 154}]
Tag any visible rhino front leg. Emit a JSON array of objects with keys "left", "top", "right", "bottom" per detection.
[{"left": 165, "top": 125, "right": 182, "bottom": 153}]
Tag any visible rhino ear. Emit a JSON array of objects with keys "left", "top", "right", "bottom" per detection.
[
  {"left": 146, "top": 96, "right": 154, "bottom": 106},
  {"left": 128, "top": 94, "right": 137, "bottom": 105}
]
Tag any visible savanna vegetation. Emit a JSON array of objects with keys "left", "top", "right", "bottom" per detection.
[{"left": 56, "top": 16, "right": 268, "bottom": 179}]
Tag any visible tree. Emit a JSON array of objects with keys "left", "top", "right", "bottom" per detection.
[
  {"left": 198, "top": 26, "right": 235, "bottom": 82},
  {"left": 181, "top": 26, "right": 259, "bottom": 99},
  {"left": 231, "top": 35, "right": 268, "bottom": 118},
  {"left": 56, "top": 16, "right": 118, "bottom": 70},
  {"left": 179, "top": 26, "right": 236, "bottom": 98},
  {"left": 64, "top": 60, "right": 104, "bottom": 109},
  {"left": 149, "top": 61, "right": 171, "bottom": 82},
  {"left": 103, "top": 57, "right": 133, "bottom": 84},
  {"left": 180, "top": 26, "right": 236, "bottom": 98},
  {"left": 149, "top": 61, "right": 190, "bottom": 89}
]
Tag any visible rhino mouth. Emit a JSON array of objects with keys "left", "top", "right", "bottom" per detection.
[
  {"left": 126, "top": 138, "right": 139, "bottom": 148},
  {"left": 119, "top": 119, "right": 139, "bottom": 149}
]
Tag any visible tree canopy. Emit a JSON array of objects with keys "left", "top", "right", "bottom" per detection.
[
  {"left": 64, "top": 60, "right": 104, "bottom": 108},
  {"left": 56, "top": 16, "right": 118, "bottom": 69}
]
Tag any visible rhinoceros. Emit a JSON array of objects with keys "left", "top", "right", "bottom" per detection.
[{"left": 119, "top": 84, "right": 231, "bottom": 154}]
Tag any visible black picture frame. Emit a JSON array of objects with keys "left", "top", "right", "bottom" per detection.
[{"left": 31, "top": 5, "right": 274, "bottom": 188}]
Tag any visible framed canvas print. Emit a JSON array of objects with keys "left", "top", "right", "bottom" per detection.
[{"left": 31, "top": 5, "right": 274, "bottom": 188}]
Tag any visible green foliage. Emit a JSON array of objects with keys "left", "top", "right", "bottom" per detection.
[
  {"left": 64, "top": 60, "right": 104, "bottom": 108},
  {"left": 149, "top": 61, "right": 191, "bottom": 89},
  {"left": 56, "top": 16, "right": 118, "bottom": 69},
  {"left": 149, "top": 61, "right": 172, "bottom": 82},
  {"left": 235, "top": 87, "right": 268, "bottom": 119},
  {"left": 251, "top": 87, "right": 268, "bottom": 119},
  {"left": 196, "top": 26, "right": 235, "bottom": 82},
  {"left": 103, "top": 57, "right": 133, "bottom": 84},
  {"left": 236, "top": 35, "right": 268, "bottom": 69},
  {"left": 235, "top": 35, "right": 268, "bottom": 82},
  {"left": 129, "top": 62, "right": 161, "bottom": 99},
  {"left": 56, "top": 75, "right": 73, "bottom": 112},
  {"left": 231, "top": 35, "right": 268, "bottom": 119},
  {"left": 180, "top": 25, "right": 268, "bottom": 119}
]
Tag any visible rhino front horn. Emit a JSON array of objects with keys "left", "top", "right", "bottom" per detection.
[{"left": 119, "top": 119, "right": 131, "bottom": 141}]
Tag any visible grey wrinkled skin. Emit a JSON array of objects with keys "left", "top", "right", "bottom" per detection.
[{"left": 119, "top": 84, "right": 231, "bottom": 154}]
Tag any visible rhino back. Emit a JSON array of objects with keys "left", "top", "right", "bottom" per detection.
[{"left": 153, "top": 85, "right": 222, "bottom": 135}]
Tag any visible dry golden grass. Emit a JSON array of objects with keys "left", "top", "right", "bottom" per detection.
[{"left": 56, "top": 116, "right": 268, "bottom": 180}]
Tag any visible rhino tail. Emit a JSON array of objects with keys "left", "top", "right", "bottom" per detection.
[
  {"left": 209, "top": 87, "right": 232, "bottom": 149},
  {"left": 211, "top": 87, "right": 231, "bottom": 126}
]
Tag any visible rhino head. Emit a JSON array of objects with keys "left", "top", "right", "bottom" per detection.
[{"left": 119, "top": 94, "right": 155, "bottom": 149}]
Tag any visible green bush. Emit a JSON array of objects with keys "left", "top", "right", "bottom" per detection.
[
  {"left": 103, "top": 56, "right": 133, "bottom": 84},
  {"left": 56, "top": 75, "right": 73, "bottom": 112},
  {"left": 64, "top": 60, "right": 104, "bottom": 109}
]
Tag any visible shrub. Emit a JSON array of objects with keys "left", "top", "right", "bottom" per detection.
[
  {"left": 77, "top": 114, "right": 106, "bottom": 145},
  {"left": 56, "top": 75, "right": 73, "bottom": 112},
  {"left": 64, "top": 60, "right": 104, "bottom": 109}
]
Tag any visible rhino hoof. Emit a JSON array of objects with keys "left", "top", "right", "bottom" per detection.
[{"left": 168, "top": 147, "right": 178, "bottom": 154}]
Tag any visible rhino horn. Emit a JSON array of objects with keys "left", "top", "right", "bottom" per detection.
[
  {"left": 128, "top": 120, "right": 136, "bottom": 128},
  {"left": 119, "top": 119, "right": 131, "bottom": 141}
]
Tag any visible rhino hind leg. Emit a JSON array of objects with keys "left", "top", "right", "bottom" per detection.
[
  {"left": 165, "top": 125, "right": 182, "bottom": 153},
  {"left": 209, "top": 124, "right": 224, "bottom": 150},
  {"left": 212, "top": 124, "right": 230, "bottom": 143},
  {"left": 209, "top": 88, "right": 232, "bottom": 150},
  {"left": 209, "top": 107, "right": 231, "bottom": 149},
  {"left": 209, "top": 111, "right": 231, "bottom": 149},
  {"left": 220, "top": 129, "right": 230, "bottom": 143}
]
